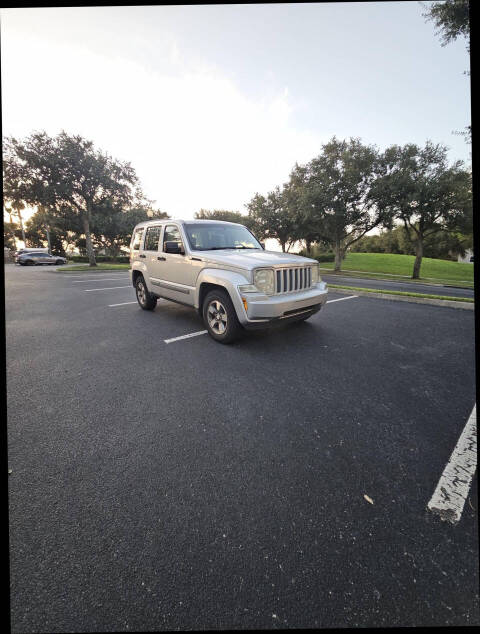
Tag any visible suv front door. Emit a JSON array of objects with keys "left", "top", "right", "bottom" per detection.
[{"left": 156, "top": 224, "right": 197, "bottom": 305}]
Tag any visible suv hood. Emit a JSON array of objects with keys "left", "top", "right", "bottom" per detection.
[{"left": 197, "top": 249, "right": 317, "bottom": 270}]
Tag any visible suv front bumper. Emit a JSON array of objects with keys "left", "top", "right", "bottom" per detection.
[{"left": 237, "top": 282, "right": 328, "bottom": 329}]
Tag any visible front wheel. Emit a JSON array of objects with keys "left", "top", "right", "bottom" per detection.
[
  {"left": 135, "top": 276, "right": 157, "bottom": 310},
  {"left": 203, "top": 289, "right": 243, "bottom": 344}
]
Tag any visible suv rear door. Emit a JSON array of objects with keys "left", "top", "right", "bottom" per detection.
[
  {"left": 142, "top": 224, "right": 164, "bottom": 286},
  {"left": 130, "top": 226, "right": 145, "bottom": 266}
]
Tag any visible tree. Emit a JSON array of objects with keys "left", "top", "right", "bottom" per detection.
[
  {"left": 423, "top": 0, "right": 470, "bottom": 49},
  {"left": 377, "top": 141, "right": 472, "bottom": 278},
  {"left": 3, "top": 219, "right": 20, "bottom": 251},
  {"left": 3, "top": 131, "right": 143, "bottom": 266},
  {"left": 291, "top": 137, "right": 390, "bottom": 271},
  {"left": 246, "top": 187, "right": 298, "bottom": 252},
  {"left": 423, "top": 0, "right": 471, "bottom": 143},
  {"left": 194, "top": 209, "right": 258, "bottom": 235},
  {"left": 23, "top": 206, "right": 75, "bottom": 255},
  {"left": 91, "top": 207, "right": 169, "bottom": 257}
]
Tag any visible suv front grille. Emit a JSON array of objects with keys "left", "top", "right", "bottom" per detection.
[{"left": 275, "top": 266, "right": 313, "bottom": 294}]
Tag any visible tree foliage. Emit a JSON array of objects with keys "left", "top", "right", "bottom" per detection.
[
  {"left": 290, "top": 137, "right": 391, "bottom": 269},
  {"left": 24, "top": 206, "right": 68, "bottom": 254},
  {"left": 3, "top": 131, "right": 144, "bottom": 266},
  {"left": 246, "top": 187, "right": 299, "bottom": 252},
  {"left": 195, "top": 209, "right": 257, "bottom": 234},
  {"left": 3, "top": 219, "right": 20, "bottom": 250},
  {"left": 423, "top": 0, "right": 470, "bottom": 49},
  {"left": 91, "top": 207, "right": 169, "bottom": 256},
  {"left": 423, "top": 0, "right": 471, "bottom": 143},
  {"left": 350, "top": 224, "right": 472, "bottom": 260},
  {"left": 375, "top": 141, "right": 472, "bottom": 277}
]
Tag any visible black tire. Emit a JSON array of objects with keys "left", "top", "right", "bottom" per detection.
[
  {"left": 56, "top": 260, "right": 64, "bottom": 265},
  {"left": 135, "top": 275, "right": 157, "bottom": 310},
  {"left": 203, "top": 289, "right": 243, "bottom": 344},
  {"left": 27, "top": 260, "right": 35, "bottom": 266}
]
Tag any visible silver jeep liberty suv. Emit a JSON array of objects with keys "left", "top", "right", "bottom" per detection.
[{"left": 130, "top": 219, "right": 328, "bottom": 343}]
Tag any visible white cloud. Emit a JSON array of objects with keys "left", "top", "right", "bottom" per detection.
[{"left": 1, "top": 19, "right": 322, "bottom": 219}]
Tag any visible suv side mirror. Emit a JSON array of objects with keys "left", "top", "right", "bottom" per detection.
[
  {"left": 165, "top": 241, "right": 184, "bottom": 254},
  {"left": 260, "top": 242, "right": 266, "bottom": 250}
]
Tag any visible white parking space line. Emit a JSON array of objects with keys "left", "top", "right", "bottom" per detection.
[
  {"left": 163, "top": 295, "right": 359, "bottom": 344},
  {"left": 84, "top": 286, "right": 131, "bottom": 292},
  {"left": 109, "top": 301, "right": 137, "bottom": 307},
  {"left": 327, "top": 295, "right": 358, "bottom": 303},
  {"left": 427, "top": 404, "right": 477, "bottom": 524},
  {"left": 164, "top": 330, "right": 208, "bottom": 344}
]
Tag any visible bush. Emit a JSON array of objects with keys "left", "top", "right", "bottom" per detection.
[
  {"left": 315, "top": 252, "right": 335, "bottom": 263},
  {"left": 69, "top": 255, "right": 130, "bottom": 263}
]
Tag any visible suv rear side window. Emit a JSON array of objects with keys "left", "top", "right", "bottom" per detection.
[
  {"left": 144, "top": 226, "right": 162, "bottom": 251},
  {"left": 131, "top": 228, "right": 144, "bottom": 250}
]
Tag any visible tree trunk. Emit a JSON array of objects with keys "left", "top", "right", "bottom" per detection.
[
  {"left": 17, "top": 210, "right": 26, "bottom": 245},
  {"left": 412, "top": 238, "right": 423, "bottom": 279},
  {"left": 334, "top": 242, "right": 343, "bottom": 272},
  {"left": 305, "top": 239, "right": 311, "bottom": 255},
  {"left": 82, "top": 214, "right": 96, "bottom": 267},
  {"left": 280, "top": 240, "right": 286, "bottom": 252},
  {"left": 46, "top": 226, "right": 51, "bottom": 254}
]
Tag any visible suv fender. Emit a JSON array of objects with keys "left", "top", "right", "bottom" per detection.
[
  {"left": 130, "top": 261, "right": 150, "bottom": 291},
  {"left": 195, "top": 268, "right": 250, "bottom": 324}
]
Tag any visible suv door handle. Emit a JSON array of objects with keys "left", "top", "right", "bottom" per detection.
[
  {"left": 139, "top": 254, "right": 146, "bottom": 258},
  {"left": 157, "top": 256, "right": 166, "bottom": 261}
]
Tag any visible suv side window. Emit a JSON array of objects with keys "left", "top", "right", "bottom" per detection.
[
  {"left": 163, "top": 225, "right": 183, "bottom": 252},
  {"left": 131, "top": 228, "right": 144, "bottom": 251},
  {"left": 144, "top": 226, "right": 162, "bottom": 251}
]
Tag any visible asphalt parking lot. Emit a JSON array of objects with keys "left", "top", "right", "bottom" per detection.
[{"left": 6, "top": 263, "right": 478, "bottom": 631}]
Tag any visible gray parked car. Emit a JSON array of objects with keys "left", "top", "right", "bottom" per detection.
[{"left": 17, "top": 252, "right": 67, "bottom": 266}]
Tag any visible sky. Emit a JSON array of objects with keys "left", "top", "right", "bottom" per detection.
[{"left": 1, "top": 2, "right": 471, "bottom": 224}]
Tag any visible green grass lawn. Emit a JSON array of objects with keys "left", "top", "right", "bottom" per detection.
[
  {"left": 328, "top": 284, "right": 474, "bottom": 303},
  {"left": 320, "top": 253, "right": 474, "bottom": 286},
  {"left": 57, "top": 263, "right": 130, "bottom": 272}
]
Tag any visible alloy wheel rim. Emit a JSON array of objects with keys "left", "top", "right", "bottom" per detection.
[
  {"left": 137, "top": 282, "right": 146, "bottom": 304},
  {"left": 207, "top": 300, "right": 228, "bottom": 334}
]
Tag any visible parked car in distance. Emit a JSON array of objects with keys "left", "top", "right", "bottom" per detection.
[
  {"left": 130, "top": 218, "right": 328, "bottom": 343},
  {"left": 14, "top": 247, "right": 50, "bottom": 259},
  {"left": 17, "top": 252, "right": 67, "bottom": 266}
]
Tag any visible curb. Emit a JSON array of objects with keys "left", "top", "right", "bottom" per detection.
[{"left": 330, "top": 287, "right": 474, "bottom": 310}]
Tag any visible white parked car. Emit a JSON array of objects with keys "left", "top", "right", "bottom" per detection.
[{"left": 130, "top": 219, "right": 328, "bottom": 343}]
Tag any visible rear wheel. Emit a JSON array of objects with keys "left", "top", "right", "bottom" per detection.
[
  {"left": 56, "top": 260, "right": 64, "bottom": 265},
  {"left": 135, "top": 276, "right": 157, "bottom": 310},
  {"left": 203, "top": 289, "right": 243, "bottom": 344}
]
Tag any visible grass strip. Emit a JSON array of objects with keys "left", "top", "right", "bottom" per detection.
[
  {"left": 57, "top": 263, "right": 130, "bottom": 272},
  {"left": 328, "top": 284, "right": 474, "bottom": 303},
  {"left": 318, "top": 252, "right": 473, "bottom": 284},
  {"left": 320, "top": 269, "right": 474, "bottom": 289}
]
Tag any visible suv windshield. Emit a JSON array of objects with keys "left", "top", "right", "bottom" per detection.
[{"left": 184, "top": 223, "right": 262, "bottom": 251}]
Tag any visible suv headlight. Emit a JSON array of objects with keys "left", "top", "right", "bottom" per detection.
[
  {"left": 253, "top": 268, "right": 275, "bottom": 295},
  {"left": 311, "top": 263, "right": 321, "bottom": 284}
]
